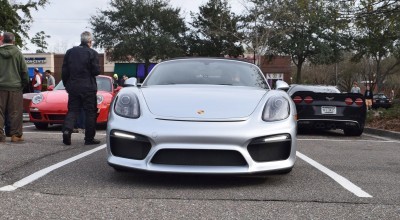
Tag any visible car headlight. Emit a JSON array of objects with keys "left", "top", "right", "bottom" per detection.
[
  {"left": 114, "top": 93, "right": 140, "bottom": 118},
  {"left": 262, "top": 95, "right": 290, "bottom": 121},
  {"left": 97, "top": 94, "right": 104, "bottom": 104},
  {"left": 32, "top": 94, "right": 44, "bottom": 104}
]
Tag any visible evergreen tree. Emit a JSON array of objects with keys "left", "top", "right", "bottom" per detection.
[
  {"left": 31, "top": 31, "right": 50, "bottom": 53},
  {"left": 0, "top": 0, "right": 49, "bottom": 47},
  {"left": 187, "top": 0, "right": 244, "bottom": 57},
  {"left": 90, "top": 0, "right": 187, "bottom": 76}
]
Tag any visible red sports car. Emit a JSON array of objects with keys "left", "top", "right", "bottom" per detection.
[{"left": 27, "top": 75, "right": 120, "bottom": 129}]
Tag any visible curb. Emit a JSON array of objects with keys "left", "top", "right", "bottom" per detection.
[{"left": 364, "top": 127, "right": 400, "bottom": 140}]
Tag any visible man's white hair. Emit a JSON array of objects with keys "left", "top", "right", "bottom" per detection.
[{"left": 81, "top": 31, "right": 92, "bottom": 44}]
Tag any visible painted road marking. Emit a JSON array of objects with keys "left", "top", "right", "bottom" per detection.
[
  {"left": 297, "top": 151, "right": 373, "bottom": 198},
  {"left": 23, "top": 125, "right": 35, "bottom": 128},
  {"left": 298, "top": 138, "right": 398, "bottom": 143},
  {"left": 0, "top": 144, "right": 106, "bottom": 192},
  {"left": 0, "top": 138, "right": 379, "bottom": 196}
]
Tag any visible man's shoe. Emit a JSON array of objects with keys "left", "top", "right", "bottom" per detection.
[
  {"left": 84, "top": 139, "right": 101, "bottom": 145},
  {"left": 11, "top": 135, "right": 24, "bottom": 142},
  {"left": 63, "top": 130, "right": 72, "bottom": 145}
]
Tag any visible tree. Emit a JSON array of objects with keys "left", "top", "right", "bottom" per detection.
[
  {"left": 239, "top": 0, "right": 289, "bottom": 65},
  {"left": 0, "top": 0, "right": 49, "bottom": 47},
  {"left": 187, "top": 0, "right": 244, "bottom": 57},
  {"left": 31, "top": 31, "right": 50, "bottom": 53},
  {"left": 352, "top": 0, "right": 400, "bottom": 92},
  {"left": 256, "top": 0, "right": 352, "bottom": 83},
  {"left": 90, "top": 0, "right": 187, "bottom": 76},
  {"left": 355, "top": 0, "right": 400, "bottom": 16}
]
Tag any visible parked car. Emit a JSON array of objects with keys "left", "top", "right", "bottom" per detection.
[
  {"left": 372, "top": 93, "right": 392, "bottom": 109},
  {"left": 287, "top": 84, "right": 366, "bottom": 136},
  {"left": 26, "top": 75, "right": 120, "bottom": 130},
  {"left": 107, "top": 58, "right": 297, "bottom": 175}
]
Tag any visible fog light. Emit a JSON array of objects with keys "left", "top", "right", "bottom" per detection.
[
  {"left": 113, "top": 131, "right": 137, "bottom": 139},
  {"left": 264, "top": 135, "right": 289, "bottom": 142},
  {"left": 30, "top": 107, "right": 39, "bottom": 112}
]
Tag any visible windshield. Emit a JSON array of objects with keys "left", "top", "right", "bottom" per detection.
[
  {"left": 53, "top": 76, "right": 112, "bottom": 92},
  {"left": 143, "top": 59, "right": 269, "bottom": 89},
  {"left": 288, "top": 85, "right": 340, "bottom": 95}
]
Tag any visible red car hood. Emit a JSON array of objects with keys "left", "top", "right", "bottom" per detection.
[
  {"left": 43, "top": 90, "right": 113, "bottom": 104},
  {"left": 44, "top": 90, "right": 69, "bottom": 104}
]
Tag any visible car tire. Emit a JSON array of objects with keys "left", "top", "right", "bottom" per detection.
[
  {"left": 34, "top": 122, "right": 48, "bottom": 130},
  {"left": 343, "top": 126, "right": 364, "bottom": 136}
]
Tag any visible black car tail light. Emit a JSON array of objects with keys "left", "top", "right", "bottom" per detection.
[
  {"left": 354, "top": 98, "right": 363, "bottom": 106},
  {"left": 293, "top": 96, "right": 303, "bottom": 104},
  {"left": 304, "top": 96, "right": 313, "bottom": 104},
  {"left": 345, "top": 98, "right": 353, "bottom": 105}
]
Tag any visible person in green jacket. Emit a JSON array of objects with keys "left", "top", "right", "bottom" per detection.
[{"left": 0, "top": 32, "right": 28, "bottom": 143}]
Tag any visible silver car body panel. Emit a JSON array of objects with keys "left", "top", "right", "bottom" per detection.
[
  {"left": 142, "top": 85, "right": 267, "bottom": 120},
  {"left": 107, "top": 58, "right": 297, "bottom": 174},
  {"left": 107, "top": 86, "right": 297, "bottom": 174}
]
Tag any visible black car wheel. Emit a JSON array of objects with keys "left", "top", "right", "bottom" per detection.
[
  {"left": 343, "top": 126, "right": 364, "bottom": 136},
  {"left": 34, "top": 122, "right": 49, "bottom": 130}
]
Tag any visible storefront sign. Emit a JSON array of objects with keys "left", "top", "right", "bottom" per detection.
[{"left": 25, "top": 57, "right": 46, "bottom": 64}]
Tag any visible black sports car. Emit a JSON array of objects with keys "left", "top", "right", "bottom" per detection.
[
  {"left": 288, "top": 84, "right": 366, "bottom": 136},
  {"left": 372, "top": 93, "right": 392, "bottom": 109}
]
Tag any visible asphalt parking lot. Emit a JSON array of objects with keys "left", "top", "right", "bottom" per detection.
[{"left": 0, "top": 123, "right": 399, "bottom": 219}]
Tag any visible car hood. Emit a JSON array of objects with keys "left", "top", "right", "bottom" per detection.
[
  {"left": 44, "top": 90, "right": 69, "bottom": 104},
  {"left": 42, "top": 90, "right": 112, "bottom": 104},
  {"left": 141, "top": 85, "right": 267, "bottom": 119}
]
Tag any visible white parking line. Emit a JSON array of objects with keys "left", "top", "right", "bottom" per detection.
[
  {"left": 0, "top": 144, "right": 106, "bottom": 192},
  {"left": 299, "top": 138, "right": 398, "bottom": 143},
  {"left": 0, "top": 138, "right": 375, "bottom": 196},
  {"left": 23, "top": 125, "right": 35, "bottom": 128},
  {"left": 297, "top": 151, "right": 372, "bottom": 198}
]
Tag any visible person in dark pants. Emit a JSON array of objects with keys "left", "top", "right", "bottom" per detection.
[
  {"left": 61, "top": 31, "right": 100, "bottom": 145},
  {"left": 0, "top": 32, "right": 28, "bottom": 143}
]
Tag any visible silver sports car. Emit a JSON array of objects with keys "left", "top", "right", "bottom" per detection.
[{"left": 106, "top": 58, "right": 297, "bottom": 175}]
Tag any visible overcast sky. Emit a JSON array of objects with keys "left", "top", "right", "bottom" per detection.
[{"left": 24, "top": 0, "right": 245, "bottom": 53}]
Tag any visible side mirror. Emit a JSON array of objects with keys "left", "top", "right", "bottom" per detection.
[
  {"left": 275, "top": 80, "right": 289, "bottom": 91},
  {"left": 124, "top": 77, "right": 137, "bottom": 87}
]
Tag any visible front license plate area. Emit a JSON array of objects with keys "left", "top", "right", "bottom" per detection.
[{"left": 321, "top": 106, "right": 336, "bottom": 114}]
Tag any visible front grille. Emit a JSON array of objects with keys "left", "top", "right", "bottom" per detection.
[
  {"left": 30, "top": 112, "right": 41, "bottom": 119},
  {"left": 47, "top": 114, "right": 66, "bottom": 121},
  {"left": 247, "top": 134, "right": 291, "bottom": 162},
  {"left": 110, "top": 131, "right": 151, "bottom": 160},
  {"left": 151, "top": 149, "right": 247, "bottom": 166}
]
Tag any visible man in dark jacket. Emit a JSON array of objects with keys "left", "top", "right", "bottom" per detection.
[
  {"left": 61, "top": 31, "right": 101, "bottom": 145},
  {"left": 0, "top": 32, "right": 28, "bottom": 142}
]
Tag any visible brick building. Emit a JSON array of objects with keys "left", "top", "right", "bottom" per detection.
[{"left": 241, "top": 55, "right": 292, "bottom": 87}]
